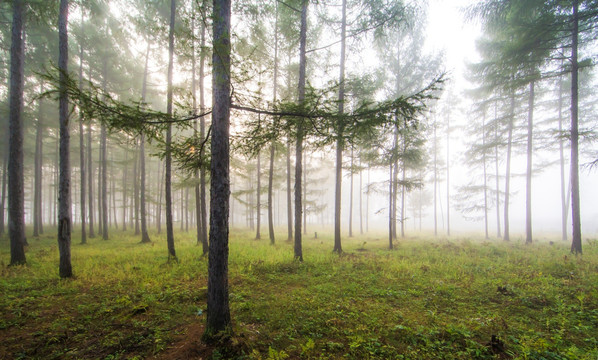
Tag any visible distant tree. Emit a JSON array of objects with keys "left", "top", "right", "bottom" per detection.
[{"left": 165, "top": 0, "right": 176, "bottom": 260}]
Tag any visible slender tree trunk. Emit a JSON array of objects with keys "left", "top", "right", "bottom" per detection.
[
  {"left": 558, "top": 73, "right": 567, "bottom": 241},
  {"left": 122, "top": 149, "right": 128, "bottom": 231},
  {"left": 33, "top": 84, "right": 44, "bottom": 237},
  {"left": 303, "top": 154, "right": 307, "bottom": 235},
  {"left": 157, "top": 160, "right": 163, "bottom": 234},
  {"left": 268, "top": 2, "right": 278, "bottom": 245},
  {"left": 391, "top": 125, "right": 399, "bottom": 239},
  {"left": 525, "top": 80, "right": 534, "bottom": 244},
  {"left": 503, "top": 92, "right": 515, "bottom": 242},
  {"left": 482, "top": 110, "right": 489, "bottom": 239},
  {"left": 333, "top": 0, "right": 347, "bottom": 253},
  {"left": 446, "top": 116, "right": 450, "bottom": 237},
  {"left": 57, "top": 0, "right": 72, "bottom": 277},
  {"left": 294, "top": 0, "right": 307, "bottom": 261},
  {"left": 256, "top": 152, "right": 261, "bottom": 239},
  {"left": 77, "top": 38, "right": 85, "bottom": 243},
  {"left": 191, "top": 9, "right": 202, "bottom": 244},
  {"left": 164, "top": 0, "right": 176, "bottom": 260},
  {"left": 0, "top": 148, "right": 7, "bottom": 236},
  {"left": 199, "top": 7, "right": 208, "bottom": 254},
  {"left": 8, "top": 0, "right": 26, "bottom": 265},
  {"left": 134, "top": 144, "right": 140, "bottom": 235},
  {"left": 100, "top": 60, "right": 108, "bottom": 240},
  {"left": 400, "top": 153, "right": 406, "bottom": 238},
  {"left": 140, "top": 136, "right": 151, "bottom": 243},
  {"left": 87, "top": 108, "right": 95, "bottom": 238},
  {"left": 388, "top": 162, "right": 393, "bottom": 249},
  {"left": 570, "top": 0, "right": 582, "bottom": 254},
  {"left": 366, "top": 168, "right": 369, "bottom": 232},
  {"left": 359, "top": 157, "right": 363, "bottom": 235},
  {"left": 349, "top": 147, "right": 354, "bottom": 237},
  {"left": 111, "top": 159, "right": 118, "bottom": 230},
  {"left": 286, "top": 139, "right": 292, "bottom": 241},
  {"left": 204, "top": 0, "right": 232, "bottom": 339},
  {"left": 433, "top": 120, "right": 437, "bottom": 237},
  {"left": 494, "top": 101, "right": 501, "bottom": 238}
]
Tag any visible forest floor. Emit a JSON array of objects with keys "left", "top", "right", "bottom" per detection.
[{"left": 1, "top": 229, "right": 597, "bottom": 359}]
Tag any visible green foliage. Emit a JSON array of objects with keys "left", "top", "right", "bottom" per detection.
[{"left": 1, "top": 230, "right": 598, "bottom": 359}]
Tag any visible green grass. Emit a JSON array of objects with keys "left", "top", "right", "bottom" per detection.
[{"left": 1, "top": 228, "right": 597, "bottom": 359}]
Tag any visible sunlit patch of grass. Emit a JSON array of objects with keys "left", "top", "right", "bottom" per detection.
[{"left": 1, "top": 228, "right": 598, "bottom": 359}]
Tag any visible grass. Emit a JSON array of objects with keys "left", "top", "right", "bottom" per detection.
[{"left": 1, "top": 228, "right": 597, "bottom": 359}]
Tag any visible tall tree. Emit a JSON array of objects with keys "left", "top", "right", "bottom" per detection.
[
  {"left": 58, "top": 0, "right": 72, "bottom": 278},
  {"left": 204, "top": 0, "right": 232, "bottom": 339},
  {"left": 8, "top": 0, "right": 26, "bottom": 265},
  {"left": 165, "top": 0, "right": 176, "bottom": 260},
  {"left": 78, "top": 24, "right": 86, "bottom": 245}
]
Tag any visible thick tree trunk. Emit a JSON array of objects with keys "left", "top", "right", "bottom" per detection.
[
  {"left": 293, "top": 0, "right": 307, "bottom": 261},
  {"left": 503, "top": 93, "right": 515, "bottom": 242},
  {"left": 570, "top": 0, "right": 582, "bottom": 254},
  {"left": 8, "top": 0, "right": 26, "bottom": 265},
  {"left": 0, "top": 149, "right": 7, "bottom": 236},
  {"left": 165, "top": 0, "right": 176, "bottom": 260},
  {"left": 333, "top": 0, "right": 347, "bottom": 253},
  {"left": 525, "top": 80, "right": 534, "bottom": 244},
  {"left": 57, "top": 0, "right": 72, "bottom": 277},
  {"left": 204, "top": 0, "right": 232, "bottom": 339}
]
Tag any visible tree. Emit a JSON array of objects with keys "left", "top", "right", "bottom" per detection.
[
  {"left": 57, "top": 0, "right": 72, "bottom": 278},
  {"left": 204, "top": 0, "right": 232, "bottom": 339},
  {"left": 165, "top": 0, "right": 176, "bottom": 260},
  {"left": 8, "top": 0, "right": 27, "bottom": 266}
]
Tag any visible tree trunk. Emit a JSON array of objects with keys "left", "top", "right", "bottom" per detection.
[
  {"left": 57, "top": 0, "right": 72, "bottom": 277},
  {"left": 388, "top": 162, "right": 393, "bottom": 249},
  {"left": 503, "top": 92, "right": 515, "bottom": 242},
  {"left": 157, "top": 160, "right": 163, "bottom": 234},
  {"left": 446, "top": 116, "right": 450, "bottom": 237},
  {"left": 525, "top": 80, "right": 534, "bottom": 244},
  {"left": 33, "top": 84, "right": 44, "bottom": 237},
  {"left": 349, "top": 147, "right": 354, "bottom": 237},
  {"left": 333, "top": 0, "right": 347, "bottom": 253},
  {"left": 433, "top": 121, "right": 437, "bottom": 236},
  {"left": 8, "top": 0, "right": 26, "bottom": 265},
  {"left": 165, "top": 0, "right": 176, "bottom": 260},
  {"left": 134, "top": 143, "right": 140, "bottom": 235},
  {"left": 494, "top": 101, "right": 501, "bottom": 238},
  {"left": 111, "top": 158, "right": 118, "bottom": 230},
  {"left": 482, "top": 110, "right": 488, "bottom": 239},
  {"left": 359, "top": 157, "right": 363, "bottom": 235},
  {"left": 294, "top": 0, "right": 307, "bottom": 261},
  {"left": 558, "top": 73, "right": 567, "bottom": 241},
  {"left": 199, "top": 6, "right": 209, "bottom": 254},
  {"left": 268, "top": 3, "right": 278, "bottom": 245},
  {"left": 100, "top": 60, "right": 108, "bottom": 240},
  {"left": 286, "top": 139, "right": 292, "bottom": 241},
  {"left": 256, "top": 152, "right": 261, "bottom": 239},
  {"left": 139, "top": 40, "right": 151, "bottom": 243},
  {"left": 122, "top": 149, "right": 128, "bottom": 231},
  {"left": 87, "top": 107, "right": 95, "bottom": 238},
  {"left": 77, "top": 37, "right": 85, "bottom": 243},
  {"left": 0, "top": 147, "right": 7, "bottom": 236},
  {"left": 204, "top": 0, "right": 232, "bottom": 339},
  {"left": 570, "top": 0, "right": 582, "bottom": 254}
]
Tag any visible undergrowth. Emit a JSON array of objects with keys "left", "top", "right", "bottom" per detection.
[{"left": 1, "top": 229, "right": 597, "bottom": 359}]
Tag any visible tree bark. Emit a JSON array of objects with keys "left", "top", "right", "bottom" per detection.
[
  {"left": 133, "top": 143, "right": 140, "bottom": 235},
  {"left": 482, "top": 110, "right": 489, "bottom": 239},
  {"left": 494, "top": 101, "right": 501, "bottom": 238},
  {"left": 558, "top": 73, "right": 567, "bottom": 241},
  {"left": 525, "top": 80, "right": 534, "bottom": 244},
  {"left": 349, "top": 147, "right": 354, "bottom": 237},
  {"left": 268, "top": 5, "right": 278, "bottom": 245},
  {"left": 204, "top": 0, "right": 232, "bottom": 339},
  {"left": 100, "top": 60, "right": 108, "bottom": 240},
  {"left": 446, "top": 116, "right": 450, "bottom": 237},
  {"left": 87, "top": 104, "right": 95, "bottom": 238},
  {"left": 570, "top": 0, "right": 582, "bottom": 254},
  {"left": 294, "top": 0, "right": 307, "bottom": 261},
  {"left": 199, "top": 6, "right": 209, "bottom": 254},
  {"left": 58, "top": 0, "right": 72, "bottom": 277},
  {"left": 333, "top": 0, "right": 347, "bottom": 253},
  {"left": 286, "top": 139, "right": 292, "bottom": 241},
  {"left": 122, "top": 149, "right": 128, "bottom": 231},
  {"left": 77, "top": 37, "right": 85, "bottom": 243},
  {"left": 165, "top": 0, "right": 176, "bottom": 260},
  {"left": 8, "top": 0, "right": 26, "bottom": 265},
  {"left": 433, "top": 120, "right": 437, "bottom": 237},
  {"left": 0, "top": 147, "right": 7, "bottom": 236}
]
